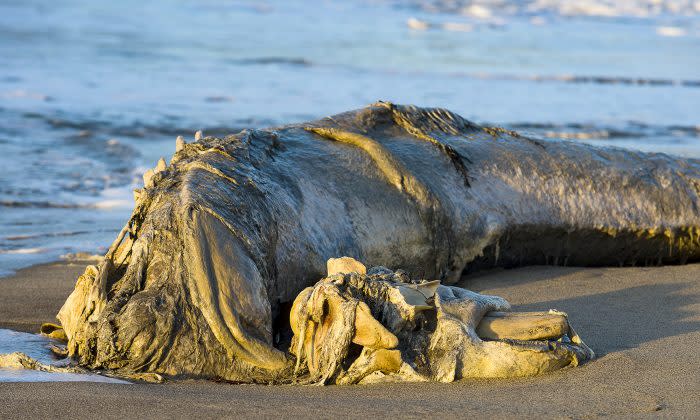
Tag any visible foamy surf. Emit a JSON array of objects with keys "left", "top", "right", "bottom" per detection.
[
  {"left": 405, "top": 0, "right": 700, "bottom": 18},
  {"left": 0, "top": 329, "right": 129, "bottom": 384},
  {"left": 656, "top": 26, "right": 687, "bottom": 36},
  {"left": 0, "top": 248, "right": 46, "bottom": 255}
]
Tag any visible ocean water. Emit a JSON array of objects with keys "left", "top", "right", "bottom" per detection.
[
  {"left": 0, "top": 0, "right": 699, "bottom": 276},
  {"left": 0, "top": 329, "right": 129, "bottom": 383}
]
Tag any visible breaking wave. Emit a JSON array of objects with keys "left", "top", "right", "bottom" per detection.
[{"left": 399, "top": 0, "right": 700, "bottom": 19}]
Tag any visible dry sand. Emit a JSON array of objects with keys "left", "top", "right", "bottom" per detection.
[{"left": 1, "top": 261, "right": 699, "bottom": 418}]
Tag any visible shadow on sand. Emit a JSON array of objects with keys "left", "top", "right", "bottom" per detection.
[{"left": 510, "top": 281, "right": 698, "bottom": 355}]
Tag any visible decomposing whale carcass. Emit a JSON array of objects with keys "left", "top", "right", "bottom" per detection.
[
  {"left": 39, "top": 103, "right": 700, "bottom": 383},
  {"left": 290, "top": 257, "right": 592, "bottom": 384}
]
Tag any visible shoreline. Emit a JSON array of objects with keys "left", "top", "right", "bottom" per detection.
[
  {"left": 1, "top": 260, "right": 699, "bottom": 417},
  {"left": 0, "top": 260, "right": 91, "bottom": 334}
]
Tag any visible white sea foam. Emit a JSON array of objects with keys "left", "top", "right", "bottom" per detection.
[
  {"left": 656, "top": 26, "right": 687, "bottom": 36},
  {"left": 0, "top": 248, "right": 46, "bottom": 255},
  {"left": 0, "top": 329, "right": 129, "bottom": 383},
  {"left": 442, "top": 22, "right": 474, "bottom": 32},
  {"left": 93, "top": 199, "right": 132, "bottom": 209},
  {"left": 407, "top": 17, "right": 430, "bottom": 30},
  {"left": 91, "top": 186, "right": 137, "bottom": 209},
  {"left": 409, "top": 0, "right": 700, "bottom": 18},
  {"left": 462, "top": 4, "right": 492, "bottom": 19}
]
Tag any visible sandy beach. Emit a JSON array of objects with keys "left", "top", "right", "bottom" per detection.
[
  {"left": 1, "top": 0, "right": 699, "bottom": 418},
  {"left": 1, "top": 261, "right": 698, "bottom": 418}
]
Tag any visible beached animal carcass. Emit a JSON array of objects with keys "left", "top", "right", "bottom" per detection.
[{"left": 51, "top": 103, "right": 700, "bottom": 383}]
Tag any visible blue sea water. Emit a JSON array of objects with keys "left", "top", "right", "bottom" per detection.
[{"left": 0, "top": 0, "right": 699, "bottom": 276}]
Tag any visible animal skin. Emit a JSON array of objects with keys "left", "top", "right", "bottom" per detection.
[{"left": 45, "top": 102, "right": 700, "bottom": 383}]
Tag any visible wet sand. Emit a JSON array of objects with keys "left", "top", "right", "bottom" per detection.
[{"left": 1, "top": 261, "right": 699, "bottom": 418}]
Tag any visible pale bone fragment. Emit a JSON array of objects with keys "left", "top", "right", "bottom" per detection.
[
  {"left": 175, "top": 135, "right": 186, "bottom": 152},
  {"left": 155, "top": 157, "right": 167, "bottom": 173},
  {"left": 476, "top": 311, "right": 569, "bottom": 341},
  {"left": 327, "top": 256, "right": 367, "bottom": 276},
  {"left": 142, "top": 169, "right": 154, "bottom": 188}
]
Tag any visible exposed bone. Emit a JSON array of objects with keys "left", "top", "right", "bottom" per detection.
[
  {"left": 395, "top": 280, "right": 441, "bottom": 310},
  {"left": 327, "top": 256, "right": 367, "bottom": 276},
  {"left": 289, "top": 262, "right": 594, "bottom": 384},
  {"left": 155, "top": 157, "right": 167, "bottom": 173},
  {"left": 175, "top": 135, "right": 186, "bottom": 152},
  {"left": 396, "top": 285, "right": 432, "bottom": 309},
  {"left": 352, "top": 302, "right": 399, "bottom": 349},
  {"left": 476, "top": 311, "right": 569, "bottom": 341},
  {"left": 142, "top": 168, "right": 154, "bottom": 188}
]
